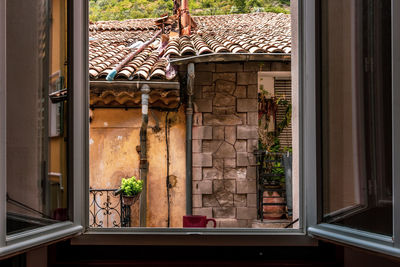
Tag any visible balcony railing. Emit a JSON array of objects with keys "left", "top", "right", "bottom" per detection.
[
  {"left": 254, "top": 151, "right": 293, "bottom": 222},
  {"left": 89, "top": 189, "right": 131, "bottom": 228}
]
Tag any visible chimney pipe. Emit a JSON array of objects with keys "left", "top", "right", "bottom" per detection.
[{"left": 180, "top": 0, "right": 191, "bottom": 36}]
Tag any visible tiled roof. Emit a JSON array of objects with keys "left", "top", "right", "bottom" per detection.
[{"left": 89, "top": 12, "right": 291, "bottom": 81}]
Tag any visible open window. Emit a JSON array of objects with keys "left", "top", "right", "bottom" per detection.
[
  {"left": 0, "top": 0, "right": 87, "bottom": 258},
  {"left": 305, "top": 0, "right": 400, "bottom": 257}
]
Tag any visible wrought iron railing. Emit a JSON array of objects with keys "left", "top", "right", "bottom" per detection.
[
  {"left": 254, "top": 151, "right": 292, "bottom": 221},
  {"left": 89, "top": 189, "right": 131, "bottom": 228}
]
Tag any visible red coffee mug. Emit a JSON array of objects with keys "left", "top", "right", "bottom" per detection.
[{"left": 183, "top": 215, "right": 217, "bottom": 228}]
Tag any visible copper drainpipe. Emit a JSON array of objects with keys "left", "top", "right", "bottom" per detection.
[{"left": 180, "top": 0, "right": 191, "bottom": 36}]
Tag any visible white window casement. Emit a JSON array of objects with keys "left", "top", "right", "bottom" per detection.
[{"left": 0, "top": 0, "right": 399, "bottom": 259}]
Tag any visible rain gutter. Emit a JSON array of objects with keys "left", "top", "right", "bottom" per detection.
[
  {"left": 186, "top": 63, "right": 195, "bottom": 215},
  {"left": 139, "top": 84, "right": 150, "bottom": 227},
  {"left": 90, "top": 81, "right": 180, "bottom": 91},
  {"left": 170, "top": 53, "right": 291, "bottom": 65}
]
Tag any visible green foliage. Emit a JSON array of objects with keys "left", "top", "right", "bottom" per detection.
[
  {"left": 120, "top": 176, "right": 143, "bottom": 196},
  {"left": 89, "top": 0, "right": 290, "bottom": 21}
]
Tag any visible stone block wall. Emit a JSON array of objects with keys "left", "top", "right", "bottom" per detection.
[{"left": 191, "top": 61, "right": 290, "bottom": 228}]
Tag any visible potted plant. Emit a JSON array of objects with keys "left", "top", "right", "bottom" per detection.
[{"left": 116, "top": 176, "right": 143, "bottom": 206}]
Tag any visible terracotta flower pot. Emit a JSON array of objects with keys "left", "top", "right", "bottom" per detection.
[
  {"left": 122, "top": 194, "right": 140, "bottom": 206},
  {"left": 263, "top": 188, "right": 286, "bottom": 220}
]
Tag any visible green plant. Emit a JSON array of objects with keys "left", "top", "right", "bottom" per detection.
[{"left": 120, "top": 176, "right": 143, "bottom": 196}]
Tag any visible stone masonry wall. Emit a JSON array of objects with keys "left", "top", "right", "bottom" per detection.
[{"left": 191, "top": 61, "right": 290, "bottom": 228}]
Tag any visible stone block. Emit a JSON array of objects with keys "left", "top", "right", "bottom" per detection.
[
  {"left": 216, "top": 63, "right": 243, "bottom": 72},
  {"left": 213, "top": 72, "right": 236, "bottom": 82},
  {"left": 236, "top": 207, "right": 257, "bottom": 220},
  {"left": 243, "top": 62, "right": 262, "bottom": 72},
  {"left": 214, "top": 142, "right": 236, "bottom": 159},
  {"left": 203, "top": 195, "right": 220, "bottom": 207},
  {"left": 193, "top": 194, "right": 202, "bottom": 208},
  {"left": 213, "top": 180, "right": 225, "bottom": 192},
  {"left": 193, "top": 113, "right": 202, "bottom": 126},
  {"left": 213, "top": 207, "right": 236, "bottom": 218},
  {"left": 216, "top": 219, "right": 239, "bottom": 228},
  {"left": 247, "top": 139, "right": 258, "bottom": 152},
  {"left": 247, "top": 85, "right": 258, "bottom": 99},
  {"left": 224, "top": 158, "right": 236, "bottom": 168},
  {"left": 234, "top": 85, "right": 247, "bottom": 98},
  {"left": 193, "top": 126, "right": 212, "bottom": 140},
  {"left": 215, "top": 191, "right": 234, "bottom": 207},
  {"left": 237, "top": 126, "right": 258, "bottom": 139},
  {"left": 204, "top": 114, "right": 243, "bottom": 126},
  {"left": 234, "top": 140, "right": 247, "bottom": 152},
  {"left": 195, "top": 71, "right": 213, "bottom": 86},
  {"left": 248, "top": 153, "right": 257, "bottom": 166},
  {"left": 246, "top": 166, "right": 257, "bottom": 180},
  {"left": 193, "top": 180, "right": 213, "bottom": 194},
  {"left": 213, "top": 126, "right": 225, "bottom": 140},
  {"left": 193, "top": 167, "right": 202, "bottom": 181},
  {"left": 213, "top": 159, "right": 224, "bottom": 171},
  {"left": 224, "top": 180, "right": 236, "bottom": 193},
  {"left": 237, "top": 152, "right": 249, "bottom": 167},
  {"left": 192, "top": 139, "right": 202, "bottom": 153},
  {"left": 193, "top": 153, "right": 213, "bottom": 167},
  {"left": 271, "top": 61, "right": 291, "bottom": 71},
  {"left": 237, "top": 72, "right": 257, "bottom": 85},
  {"left": 234, "top": 194, "right": 247, "bottom": 207},
  {"left": 247, "top": 193, "right": 257, "bottom": 207},
  {"left": 237, "top": 99, "right": 258, "bottom": 112},
  {"left": 224, "top": 126, "right": 236, "bottom": 145},
  {"left": 203, "top": 167, "right": 223, "bottom": 180},
  {"left": 215, "top": 80, "right": 236, "bottom": 94},
  {"left": 194, "top": 99, "right": 213, "bottom": 112},
  {"left": 193, "top": 207, "right": 213, "bottom": 218},
  {"left": 238, "top": 113, "right": 247, "bottom": 125},
  {"left": 247, "top": 112, "right": 258, "bottom": 126},
  {"left": 202, "top": 140, "right": 223, "bottom": 153},
  {"left": 196, "top": 63, "right": 216, "bottom": 72},
  {"left": 237, "top": 180, "right": 257, "bottom": 194},
  {"left": 213, "top": 93, "right": 236, "bottom": 107},
  {"left": 224, "top": 168, "right": 247, "bottom": 180},
  {"left": 213, "top": 106, "right": 236, "bottom": 115}
]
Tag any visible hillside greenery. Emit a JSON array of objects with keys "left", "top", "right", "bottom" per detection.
[{"left": 89, "top": 0, "right": 290, "bottom": 21}]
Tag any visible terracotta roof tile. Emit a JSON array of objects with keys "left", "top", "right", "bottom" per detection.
[{"left": 89, "top": 12, "right": 291, "bottom": 81}]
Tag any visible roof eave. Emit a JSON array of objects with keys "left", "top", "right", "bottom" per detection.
[{"left": 170, "top": 53, "right": 291, "bottom": 65}]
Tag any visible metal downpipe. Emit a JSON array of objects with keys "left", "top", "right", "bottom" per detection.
[
  {"left": 186, "top": 63, "right": 195, "bottom": 215},
  {"left": 139, "top": 84, "right": 150, "bottom": 227}
]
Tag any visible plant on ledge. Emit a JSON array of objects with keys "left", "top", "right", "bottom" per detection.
[{"left": 116, "top": 176, "right": 143, "bottom": 206}]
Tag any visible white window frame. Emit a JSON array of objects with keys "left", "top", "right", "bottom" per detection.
[
  {"left": 0, "top": 0, "right": 87, "bottom": 258},
  {"left": 305, "top": 0, "right": 400, "bottom": 257}
]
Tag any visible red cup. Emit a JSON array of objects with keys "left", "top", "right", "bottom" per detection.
[{"left": 183, "top": 215, "right": 216, "bottom": 228}]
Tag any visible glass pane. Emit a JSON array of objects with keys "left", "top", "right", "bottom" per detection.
[
  {"left": 88, "top": 1, "right": 297, "bottom": 229},
  {"left": 6, "top": 0, "right": 69, "bottom": 235},
  {"left": 321, "top": 0, "right": 392, "bottom": 236}
]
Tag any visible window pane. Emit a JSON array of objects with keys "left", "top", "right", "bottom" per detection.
[
  {"left": 6, "top": 0, "right": 69, "bottom": 235},
  {"left": 321, "top": 0, "right": 392, "bottom": 236}
]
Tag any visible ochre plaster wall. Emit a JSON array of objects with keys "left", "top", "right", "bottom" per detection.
[{"left": 89, "top": 107, "right": 186, "bottom": 227}]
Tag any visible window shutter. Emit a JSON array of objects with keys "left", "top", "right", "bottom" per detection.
[{"left": 274, "top": 78, "right": 292, "bottom": 149}]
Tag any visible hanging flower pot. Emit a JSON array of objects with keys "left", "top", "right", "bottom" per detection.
[
  {"left": 117, "top": 176, "right": 143, "bottom": 206},
  {"left": 122, "top": 193, "right": 141, "bottom": 206}
]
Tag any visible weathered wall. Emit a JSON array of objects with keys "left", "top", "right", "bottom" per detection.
[
  {"left": 190, "top": 61, "right": 291, "bottom": 228},
  {"left": 89, "top": 107, "right": 186, "bottom": 227}
]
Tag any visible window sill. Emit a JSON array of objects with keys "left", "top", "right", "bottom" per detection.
[{"left": 71, "top": 228, "right": 317, "bottom": 246}]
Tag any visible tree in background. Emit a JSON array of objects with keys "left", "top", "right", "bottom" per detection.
[{"left": 89, "top": 0, "right": 290, "bottom": 22}]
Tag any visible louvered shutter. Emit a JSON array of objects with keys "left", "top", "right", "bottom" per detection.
[{"left": 274, "top": 78, "right": 292, "bottom": 149}]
